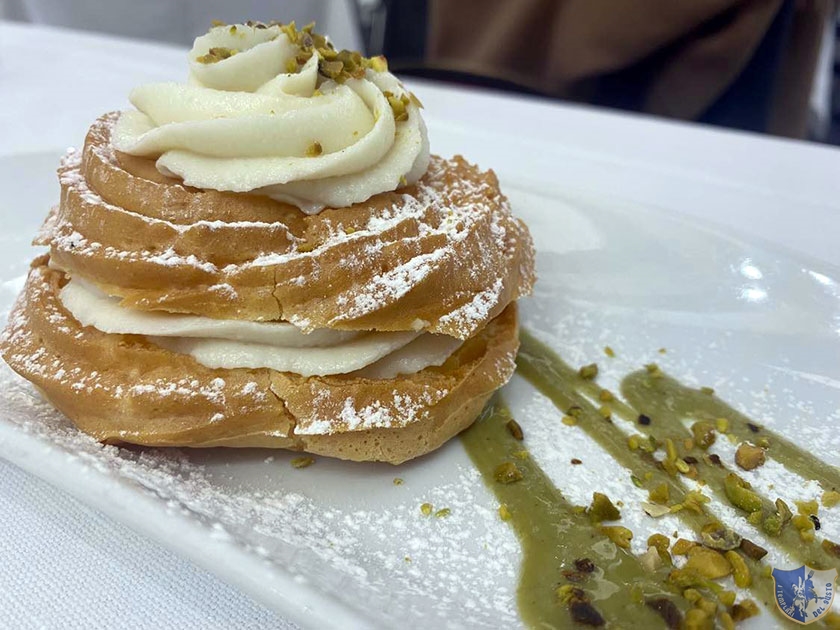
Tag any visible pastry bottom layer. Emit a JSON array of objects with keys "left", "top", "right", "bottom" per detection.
[{"left": 1, "top": 257, "right": 519, "bottom": 464}]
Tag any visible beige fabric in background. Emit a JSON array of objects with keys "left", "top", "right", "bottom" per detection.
[{"left": 428, "top": 0, "right": 834, "bottom": 137}]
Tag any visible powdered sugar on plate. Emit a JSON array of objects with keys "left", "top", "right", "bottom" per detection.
[{"left": 3, "top": 183, "right": 840, "bottom": 627}]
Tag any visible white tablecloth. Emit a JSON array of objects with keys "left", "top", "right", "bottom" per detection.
[
  {"left": 0, "top": 458, "right": 287, "bottom": 629},
  {"left": 1, "top": 18, "right": 840, "bottom": 630}
]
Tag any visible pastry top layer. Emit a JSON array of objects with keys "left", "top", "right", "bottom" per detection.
[{"left": 44, "top": 113, "right": 535, "bottom": 339}]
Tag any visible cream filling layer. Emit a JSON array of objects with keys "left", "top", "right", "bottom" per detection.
[{"left": 58, "top": 278, "right": 461, "bottom": 378}]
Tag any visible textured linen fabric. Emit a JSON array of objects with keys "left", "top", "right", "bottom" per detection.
[{"left": 0, "top": 459, "right": 294, "bottom": 629}]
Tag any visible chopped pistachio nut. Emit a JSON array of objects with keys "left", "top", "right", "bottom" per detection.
[
  {"left": 747, "top": 510, "right": 763, "bottom": 526},
  {"left": 738, "top": 538, "right": 768, "bottom": 560},
  {"left": 561, "top": 415, "right": 578, "bottom": 427},
  {"left": 648, "top": 537, "right": 673, "bottom": 566},
  {"left": 420, "top": 502, "right": 433, "bottom": 516},
  {"left": 494, "top": 461, "right": 523, "bottom": 484},
  {"left": 672, "top": 490, "right": 710, "bottom": 515},
  {"left": 434, "top": 508, "right": 451, "bottom": 518},
  {"left": 646, "top": 597, "right": 682, "bottom": 629},
  {"left": 196, "top": 46, "right": 238, "bottom": 64},
  {"left": 603, "top": 346, "right": 615, "bottom": 357},
  {"left": 569, "top": 601, "right": 607, "bottom": 626},
  {"left": 691, "top": 421, "right": 716, "bottom": 449},
  {"left": 555, "top": 584, "right": 585, "bottom": 605},
  {"left": 647, "top": 533, "right": 670, "bottom": 553},
  {"left": 597, "top": 405, "right": 611, "bottom": 420},
  {"left": 578, "top": 363, "right": 599, "bottom": 380},
  {"left": 823, "top": 490, "right": 840, "bottom": 508},
  {"left": 730, "top": 599, "right": 760, "bottom": 622},
  {"left": 642, "top": 502, "right": 671, "bottom": 518},
  {"left": 649, "top": 483, "right": 670, "bottom": 505},
  {"left": 512, "top": 450, "right": 529, "bottom": 460},
  {"left": 684, "top": 547, "right": 732, "bottom": 579},
  {"left": 723, "top": 473, "right": 762, "bottom": 513},
  {"left": 305, "top": 141, "right": 323, "bottom": 157},
  {"left": 715, "top": 417, "right": 729, "bottom": 433},
  {"left": 668, "top": 568, "right": 708, "bottom": 590},
  {"left": 791, "top": 513, "right": 816, "bottom": 541},
  {"left": 664, "top": 438, "right": 678, "bottom": 463},
  {"left": 368, "top": 55, "right": 388, "bottom": 72},
  {"left": 725, "top": 550, "right": 751, "bottom": 587},
  {"left": 566, "top": 405, "right": 583, "bottom": 418},
  {"left": 719, "top": 612, "right": 736, "bottom": 630},
  {"left": 598, "top": 526, "right": 632, "bottom": 549},
  {"left": 684, "top": 608, "right": 712, "bottom": 630},
  {"left": 383, "top": 91, "right": 410, "bottom": 122},
  {"left": 498, "top": 504, "right": 512, "bottom": 521},
  {"left": 506, "top": 419, "right": 524, "bottom": 440},
  {"left": 700, "top": 522, "right": 741, "bottom": 551},
  {"left": 598, "top": 389, "right": 614, "bottom": 402},
  {"left": 658, "top": 348, "right": 667, "bottom": 355},
  {"left": 672, "top": 539, "right": 696, "bottom": 555},
  {"left": 762, "top": 513, "right": 784, "bottom": 537},
  {"left": 700, "top": 386, "right": 715, "bottom": 395},
  {"left": 392, "top": 477, "right": 403, "bottom": 485},
  {"left": 734, "top": 442, "right": 766, "bottom": 470},
  {"left": 630, "top": 474, "right": 643, "bottom": 488},
  {"left": 645, "top": 363, "right": 663, "bottom": 378},
  {"left": 290, "top": 456, "right": 314, "bottom": 468},
  {"left": 822, "top": 539, "right": 840, "bottom": 558},
  {"left": 796, "top": 498, "right": 819, "bottom": 515},
  {"left": 587, "top": 492, "right": 621, "bottom": 522}
]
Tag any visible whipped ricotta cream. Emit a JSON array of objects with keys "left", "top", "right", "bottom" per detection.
[
  {"left": 59, "top": 278, "right": 460, "bottom": 378},
  {"left": 112, "top": 22, "right": 430, "bottom": 213}
]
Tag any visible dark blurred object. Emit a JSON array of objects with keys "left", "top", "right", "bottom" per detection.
[{"left": 367, "top": 0, "right": 837, "bottom": 139}]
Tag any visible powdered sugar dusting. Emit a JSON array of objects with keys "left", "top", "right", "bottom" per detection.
[{"left": 52, "top": 122, "right": 532, "bottom": 338}]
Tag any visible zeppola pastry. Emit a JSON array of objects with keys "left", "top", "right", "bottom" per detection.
[{"left": 1, "top": 21, "right": 535, "bottom": 464}]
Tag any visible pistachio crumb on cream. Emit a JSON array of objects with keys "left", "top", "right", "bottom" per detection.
[{"left": 112, "top": 21, "right": 430, "bottom": 214}]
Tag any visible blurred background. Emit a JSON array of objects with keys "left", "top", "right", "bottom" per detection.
[{"left": 2, "top": 0, "right": 838, "bottom": 144}]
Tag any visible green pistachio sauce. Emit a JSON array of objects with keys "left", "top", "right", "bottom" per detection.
[
  {"left": 462, "top": 399, "right": 676, "bottom": 628},
  {"left": 461, "top": 329, "right": 840, "bottom": 628}
]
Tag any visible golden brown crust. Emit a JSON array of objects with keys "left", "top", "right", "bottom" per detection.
[
  {"left": 1, "top": 261, "right": 519, "bottom": 464},
  {"left": 46, "top": 113, "right": 535, "bottom": 339}
]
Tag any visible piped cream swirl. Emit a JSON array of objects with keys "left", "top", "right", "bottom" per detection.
[{"left": 112, "top": 23, "right": 430, "bottom": 213}]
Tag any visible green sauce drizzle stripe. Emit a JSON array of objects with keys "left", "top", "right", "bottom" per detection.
[
  {"left": 472, "top": 328, "right": 840, "bottom": 627},
  {"left": 461, "top": 398, "right": 676, "bottom": 628}
]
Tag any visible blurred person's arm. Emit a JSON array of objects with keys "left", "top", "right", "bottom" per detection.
[{"left": 428, "top": 0, "right": 781, "bottom": 118}]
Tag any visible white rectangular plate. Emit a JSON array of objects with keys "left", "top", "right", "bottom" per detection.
[{"left": 2, "top": 115, "right": 840, "bottom": 629}]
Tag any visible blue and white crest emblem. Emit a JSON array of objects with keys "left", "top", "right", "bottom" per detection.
[{"left": 772, "top": 565, "right": 837, "bottom": 624}]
